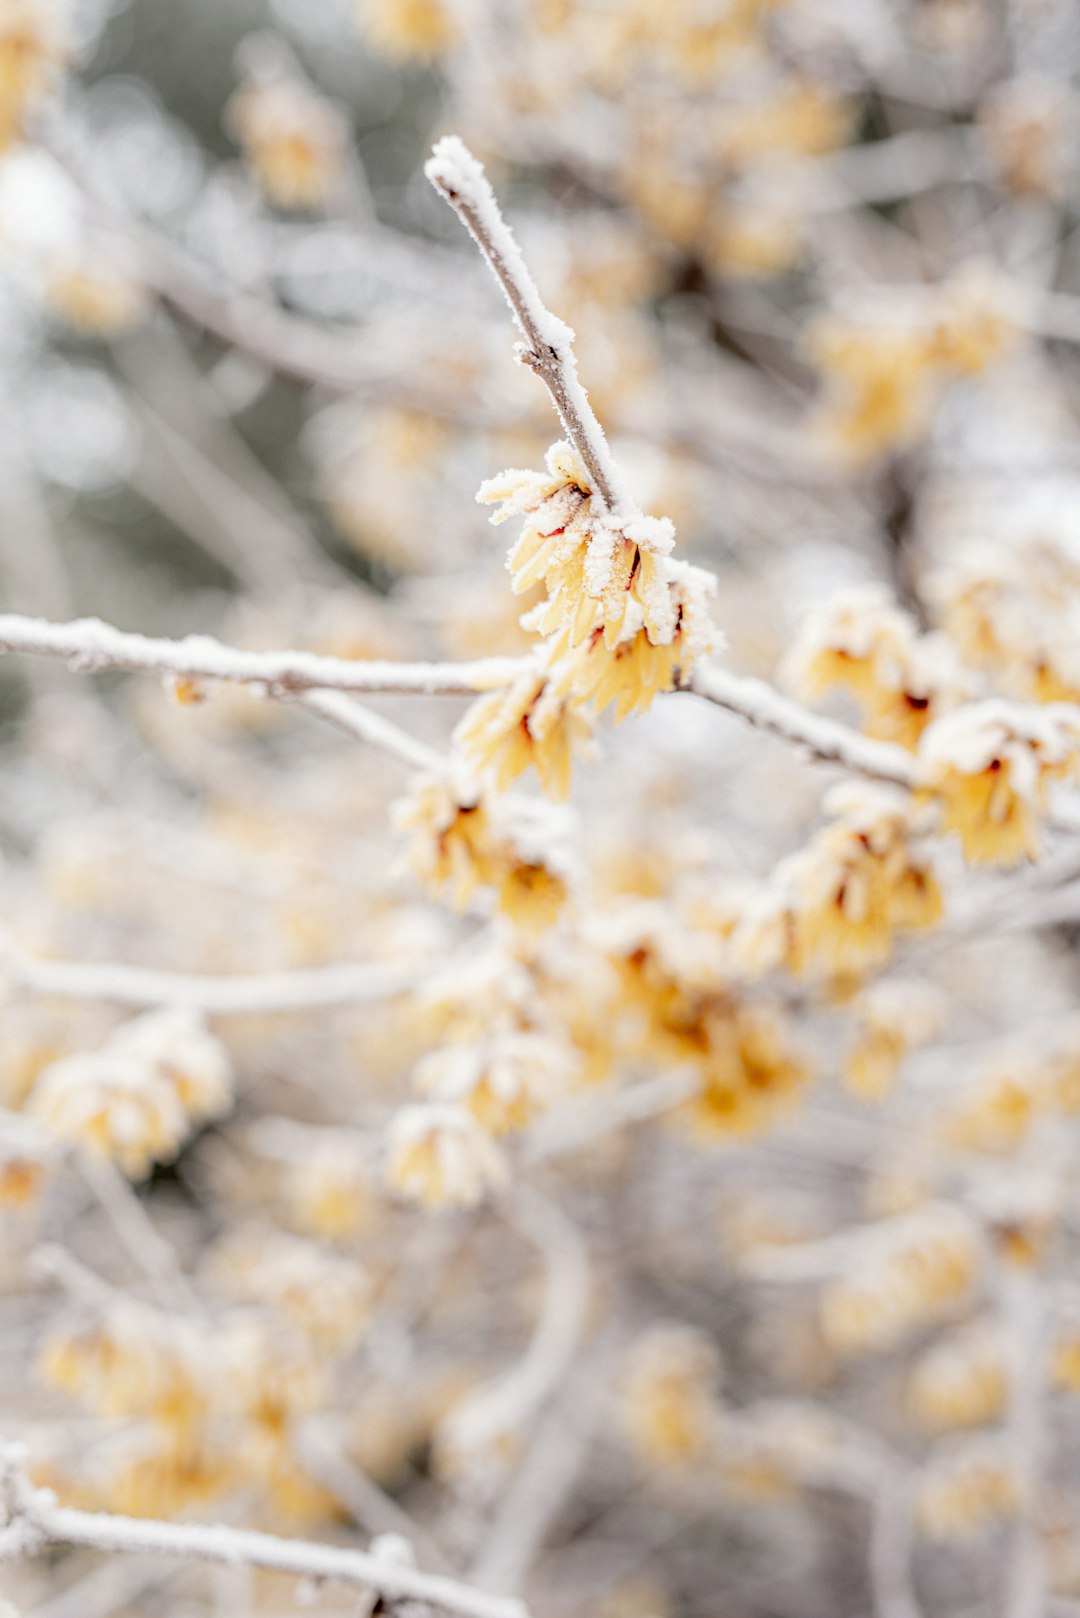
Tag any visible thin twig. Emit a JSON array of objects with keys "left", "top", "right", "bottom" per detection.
[{"left": 425, "top": 136, "right": 635, "bottom": 518}]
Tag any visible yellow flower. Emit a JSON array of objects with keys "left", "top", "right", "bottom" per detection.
[
  {"left": 928, "top": 262, "right": 1020, "bottom": 376},
  {"left": 681, "top": 1003, "right": 810, "bottom": 1140},
  {"left": 282, "top": 1137, "right": 377, "bottom": 1242},
  {"left": 476, "top": 440, "right": 715, "bottom": 772},
  {"left": 454, "top": 666, "right": 593, "bottom": 799},
  {"left": 937, "top": 1063, "right": 1039, "bottom": 1157},
  {"left": 385, "top": 1103, "right": 508, "bottom": 1209},
  {"left": 393, "top": 769, "right": 572, "bottom": 928},
  {"left": 805, "top": 316, "right": 941, "bottom": 464},
  {"left": 0, "top": 0, "right": 65, "bottom": 152},
  {"left": 766, "top": 783, "right": 942, "bottom": 981},
  {"left": 226, "top": 78, "right": 347, "bottom": 210},
  {"left": 413, "top": 1030, "right": 572, "bottom": 1136},
  {"left": 820, "top": 1207, "right": 980, "bottom": 1356},
  {"left": 916, "top": 1442, "right": 1020, "bottom": 1540},
  {"left": 40, "top": 1305, "right": 213, "bottom": 1435},
  {"left": 784, "top": 586, "right": 969, "bottom": 749},
  {"left": 46, "top": 261, "right": 146, "bottom": 337},
  {"left": 844, "top": 980, "right": 943, "bottom": 1102},
  {"left": 909, "top": 1325, "right": 1007, "bottom": 1431},
  {"left": 621, "top": 1323, "right": 721, "bottom": 1464},
  {"left": 918, "top": 700, "right": 1080, "bottom": 865},
  {"left": 357, "top": 0, "right": 458, "bottom": 60},
  {"left": 394, "top": 772, "right": 501, "bottom": 906}
]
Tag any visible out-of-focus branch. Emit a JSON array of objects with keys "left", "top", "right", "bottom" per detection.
[
  {"left": 0, "top": 928, "right": 429, "bottom": 1014},
  {"left": 438, "top": 1187, "right": 590, "bottom": 1463},
  {"left": 0, "top": 1443, "right": 527, "bottom": 1618},
  {"left": 425, "top": 136, "right": 636, "bottom": 519}
]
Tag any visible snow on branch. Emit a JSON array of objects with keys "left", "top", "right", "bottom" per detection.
[
  {"left": 0, "top": 1442, "right": 527, "bottom": 1618},
  {"left": 0, "top": 930, "right": 429, "bottom": 1014},
  {"left": 425, "top": 136, "right": 637, "bottom": 519},
  {"left": 0, "top": 613, "right": 525, "bottom": 698},
  {"left": 688, "top": 662, "right": 919, "bottom": 787}
]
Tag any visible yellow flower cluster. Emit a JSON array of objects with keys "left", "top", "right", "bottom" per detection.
[
  {"left": 413, "top": 1029, "right": 572, "bottom": 1137},
  {"left": 844, "top": 979, "right": 943, "bottom": 1102},
  {"left": 46, "top": 258, "right": 146, "bottom": 337},
  {"left": 908, "top": 1324, "right": 1008, "bottom": 1431},
  {"left": 281, "top": 1135, "right": 377, "bottom": 1242},
  {"left": 930, "top": 527, "right": 1080, "bottom": 704},
  {"left": 820, "top": 1206, "right": 981, "bottom": 1355},
  {"left": 40, "top": 1281, "right": 357, "bottom": 1523},
  {"left": 385, "top": 1102, "right": 508, "bottom": 1209},
  {"left": 205, "top": 1231, "right": 372, "bottom": 1356},
  {"left": 935, "top": 1061, "right": 1040, "bottom": 1157},
  {"left": 0, "top": 0, "right": 65, "bottom": 152},
  {"left": 621, "top": 1323, "right": 722, "bottom": 1464},
  {"left": 226, "top": 73, "right": 347, "bottom": 210},
  {"left": 806, "top": 266, "right": 1018, "bottom": 464},
  {"left": 738, "top": 783, "right": 942, "bottom": 982},
  {"left": 604, "top": 902, "right": 811, "bottom": 1139},
  {"left": 394, "top": 768, "right": 572, "bottom": 930},
  {"left": 457, "top": 442, "right": 720, "bottom": 797},
  {"left": 916, "top": 1442, "right": 1020, "bottom": 1540},
  {"left": 917, "top": 699, "right": 1080, "bottom": 865},
  {"left": 980, "top": 76, "right": 1076, "bottom": 200},
  {"left": 28, "top": 1009, "right": 233, "bottom": 1179},
  {"left": 355, "top": 0, "right": 458, "bottom": 61},
  {"left": 784, "top": 585, "right": 970, "bottom": 750}
]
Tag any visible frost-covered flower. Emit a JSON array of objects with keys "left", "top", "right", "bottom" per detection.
[
  {"left": 917, "top": 700, "right": 1080, "bottom": 864},
  {"left": 845, "top": 979, "right": 943, "bottom": 1101},
  {"left": 980, "top": 75, "right": 1076, "bottom": 200},
  {"left": 108, "top": 1009, "right": 232, "bottom": 1125},
  {"left": 621, "top": 1323, "right": 722, "bottom": 1464},
  {"left": 226, "top": 73, "right": 347, "bottom": 210},
  {"left": 909, "top": 1324, "right": 1007, "bottom": 1432},
  {"left": 29, "top": 1052, "right": 188, "bottom": 1179},
  {"left": 385, "top": 1103, "right": 508, "bottom": 1209},
  {"left": 820, "top": 1206, "right": 981, "bottom": 1356},
  {"left": 46, "top": 257, "right": 146, "bottom": 337},
  {"left": 393, "top": 767, "right": 572, "bottom": 929},
  {"left": 206, "top": 1232, "right": 372, "bottom": 1355},
  {"left": 467, "top": 439, "right": 721, "bottom": 793},
  {"left": 784, "top": 586, "right": 970, "bottom": 750},
  {"left": 756, "top": 783, "right": 942, "bottom": 981},
  {"left": 356, "top": 0, "right": 458, "bottom": 60},
  {"left": 27, "top": 1010, "right": 232, "bottom": 1178},
  {"left": 41, "top": 1302, "right": 214, "bottom": 1433},
  {"left": 454, "top": 665, "right": 593, "bottom": 800},
  {"left": 916, "top": 1440, "right": 1020, "bottom": 1540},
  {"left": 601, "top": 901, "right": 811, "bottom": 1136},
  {"left": 0, "top": 0, "right": 65, "bottom": 152},
  {"left": 413, "top": 1029, "right": 573, "bottom": 1136},
  {"left": 282, "top": 1137, "right": 377, "bottom": 1242}
]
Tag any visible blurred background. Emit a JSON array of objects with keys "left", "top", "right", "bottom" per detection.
[{"left": 4, "top": 4, "right": 1080, "bottom": 1618}]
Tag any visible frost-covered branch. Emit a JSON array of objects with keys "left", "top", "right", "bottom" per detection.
[
  {"left": 0, "top": 1443, "right": 526, "bottom": 1618},
  {"left": 0, "top": 930, "right": 427, "bottom": 1014},
  {"left": 0, "top": 613, "right": 523, "bottom": 698},
  {"left": 425, "top": 136, "right": 636, "bottom": 518},
  {"left": 687, "top": 663, "right": 918, "bottom": 787},
  {"left": 437, "top": 1187, "right": 590, "bottom": 1462}
]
